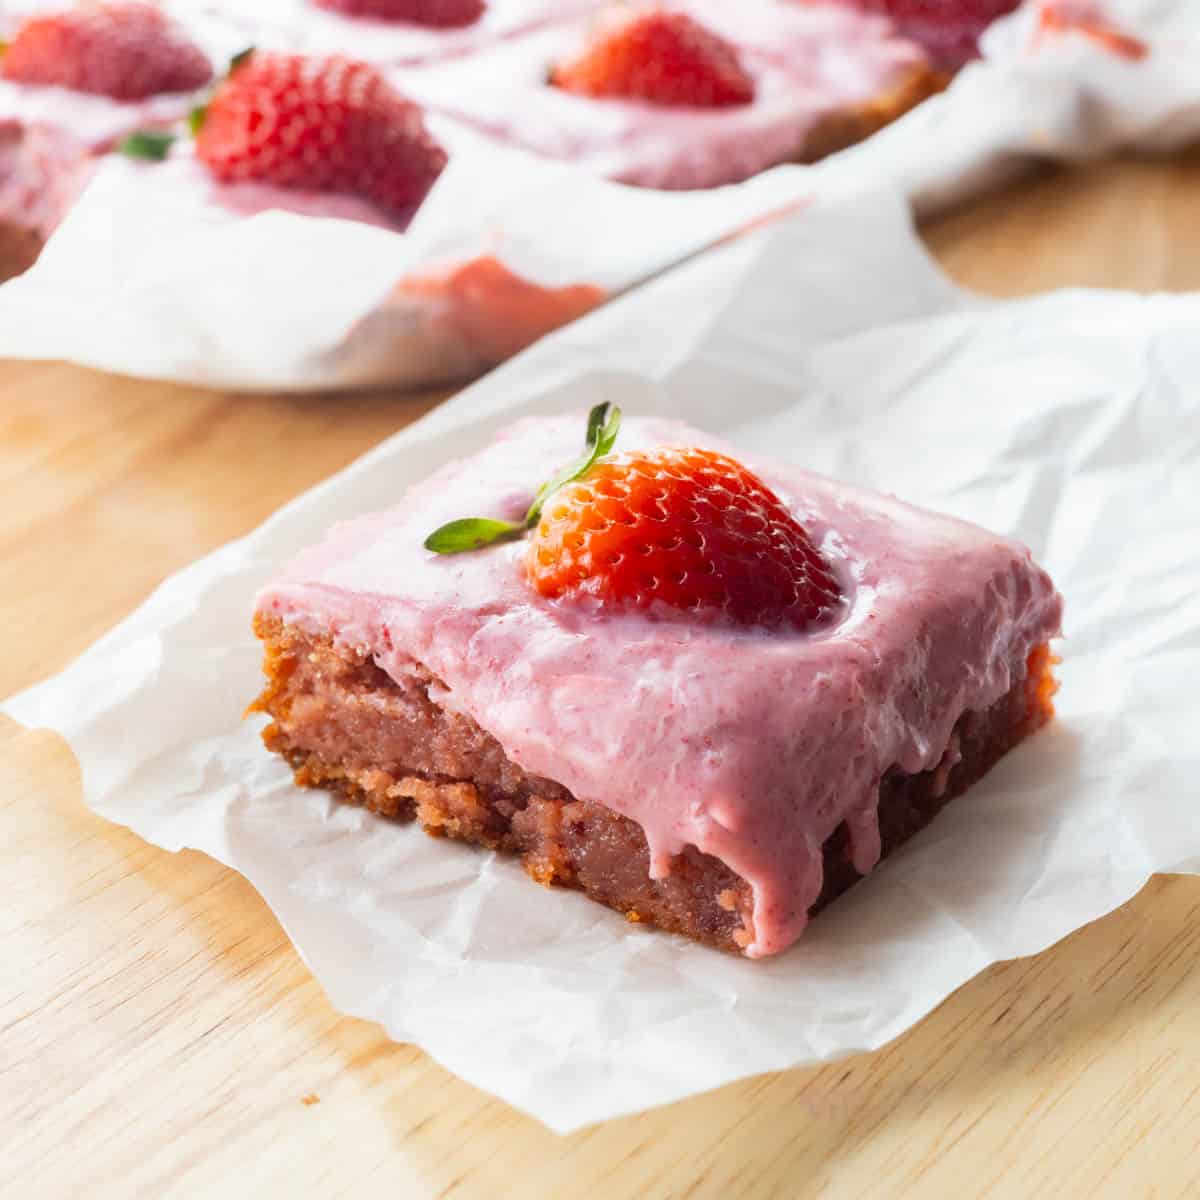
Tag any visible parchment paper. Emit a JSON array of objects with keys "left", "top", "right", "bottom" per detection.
[{"left": 7, "top": 187, "right": 1199, "bottom": 1132}]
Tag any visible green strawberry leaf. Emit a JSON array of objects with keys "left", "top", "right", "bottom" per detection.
[
  {"left": 119, "top": 130, "right": 177, "bottom": 162},
  {"left": 424, "top": 402, "right": 623, "bottom": 556},
  {"left": 423, "top": 517, "right": 524, "bottom": 555},
  {"left": 185, "top": 48, "right": 251, "bottom": 141}
]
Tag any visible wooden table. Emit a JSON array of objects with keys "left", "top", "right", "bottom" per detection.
[{"left": 4, "top": 154, "right": 1199, "bottom": 1199}]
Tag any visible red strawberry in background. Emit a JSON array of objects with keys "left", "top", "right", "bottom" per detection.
[
  {"left": 0, "top": 2, "right": 213, "bottom": 101},
  {"left": 821, "top": 0, "right": 1022, "bottom": 67},
  {"left": 194, "top": 52, "right": 447, "bottom": 218},
  {"left": 551, "top": 9, "right": 756, "bottom": 108},
  {"left": 528, "top": 445, "right": 842, "bottom": 630},
  {"left": 314, "top": 0, "right": 485, "bottom": 25}
]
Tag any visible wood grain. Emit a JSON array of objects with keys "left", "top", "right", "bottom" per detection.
[{"left": 4, "top": 155, "right": 1200, "bottom": 1200}]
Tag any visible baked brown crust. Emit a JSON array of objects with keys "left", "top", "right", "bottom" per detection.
[
  {"left": 798, "top": 62, "right": 948, "bottom": 165},
  {"left": 0, "top": 222, "right": 42, "bottom": 282},
  {"left": 251, "top": 612, "right": 1055, "bottom": 954}
]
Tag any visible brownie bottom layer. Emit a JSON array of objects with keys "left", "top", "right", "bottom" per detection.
[
  {"left": 0, "top": 222, "right": 41, "bottom": 282},
  {"left": 251, "top": 613, "right": 1055, "bottom": 954}
]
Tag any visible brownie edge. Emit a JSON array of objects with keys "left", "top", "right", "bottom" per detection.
[{"left": 250, "top": 613, "right": 1056, "bottom": 955}]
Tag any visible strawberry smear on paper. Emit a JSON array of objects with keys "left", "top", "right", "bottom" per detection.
[
  {"left": 1036, "top": 1, "right": 1148, "bottom": 60},
  {"left": 402, "top": 256, "right": 606, "bottom": 363}
]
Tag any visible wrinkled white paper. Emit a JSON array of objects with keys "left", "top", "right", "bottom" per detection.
[
  {"left": 0, "top": 0, "right": 1196, "bottom": 390},
  {"left": 7, "top": 188, "right": 1200, "bottom": 1131}
]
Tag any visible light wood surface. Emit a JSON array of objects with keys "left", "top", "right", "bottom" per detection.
[{"left": 3, "top": 154, "right": 1200, "bottom": 1200}]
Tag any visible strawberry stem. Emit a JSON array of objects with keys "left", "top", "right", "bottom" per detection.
[
  {"left": 523, "top": 401, "right": 621, "bottom": 528},
  {"left": 187, "top": 48, "right": 252, "bottom": 139},
  {"left": 424, "top": 402, "right": 622, "bottom": 555}
]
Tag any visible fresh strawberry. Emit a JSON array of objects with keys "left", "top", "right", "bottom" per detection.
[
  {"left": 314, "top": 0, "right": 485, "bottom": 25},
  {"left": 425, "top": 405, "right": 842, "bottom": 630},
  {"left": 830, "top": 0, "right": 1021, "bottom": 67},
  {"left": 527, "top": 445, "right": 841, "bottom": 628},
  {"left": 551, "top": 9, "right": 755, "bottom": 108},
  {"left": 194, "top": 52, "right": 447, "bottom": 218},
  {"left": 0, "top": 2, "right": 213, "bottom": 101}
]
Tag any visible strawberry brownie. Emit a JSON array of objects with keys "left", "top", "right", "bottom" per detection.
[
  {"left": 0, "top": 1, "right": 214, "bottom": 274},
  {"left": 398, "top": 2, "right": 942, "bottom": 189},
  {"left": 252, "top": 408, "right": 1062, "bottom": 958}
]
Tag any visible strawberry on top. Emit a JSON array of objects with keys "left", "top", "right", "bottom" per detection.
[
  {"left": 529, "top": 445, "right": 842, "bottom": 630},
  {"left": 1, "top": 2, "right": 213, "bottom": 101},
  {"left": 426, "top": 405, "right": 843, "bottom": 632},
  {"left": 551, "top": 8, "right": 756, "bottom": 108},
  {"left": 193, "top": 51, "right": 447, "bottom": 218}
]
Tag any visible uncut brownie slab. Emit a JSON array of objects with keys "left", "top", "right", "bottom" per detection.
[{"left": 252, "top": 416, "right": 1062, "bottom": 958}]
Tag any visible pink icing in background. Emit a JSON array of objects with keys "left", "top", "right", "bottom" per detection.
[
  {"left": 256, "top": 417, "right": 1063, "bottom": 958},
  {"left": 398, "top": 1, "right": 930, "bottom": 189},
  {"left": 0, "top": 64, "right": 205, "bottom": 239},
  {"left": 164, "top": 0, "right": 606, "bottom": 67}
]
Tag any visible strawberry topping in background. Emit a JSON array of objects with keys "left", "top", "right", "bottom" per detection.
[
  {"left": 313, "top": 0, "right": 486, "bottom": 26},
  {"left": 194, "top": 52, "right": 447, "bottom": 219},
  {"left": 0, "top": 2, "right": 213, "bottom": 101},
  {"left": 820, "top": 0, "right": 1022, "bottom": 68},
  {"left": 551, "top": 9, "right": 756, "bottom": 108}
]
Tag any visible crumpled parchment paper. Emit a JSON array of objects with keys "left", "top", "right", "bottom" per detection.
[{"left": 6, "top": 187, "right": 1198, "bottom": 1131}]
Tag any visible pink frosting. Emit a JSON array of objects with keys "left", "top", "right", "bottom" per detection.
[
  {"left": 255, "top": 417, "right": 1063, "bottom": 957},
  {"left": 0, "top": 81, "right": 197, "bottom": 153},
  {"left": 168, "top": 0, "right": 607, "bottom": 66},
  {"left": 0, "top": 120, "right": 94, "bottom": 240},
  {"left": 0, "top": 81, "right": 200, "bottom": 241},
  {"left": 399, "top": 1, "right": 929, "bottom": 189}
]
